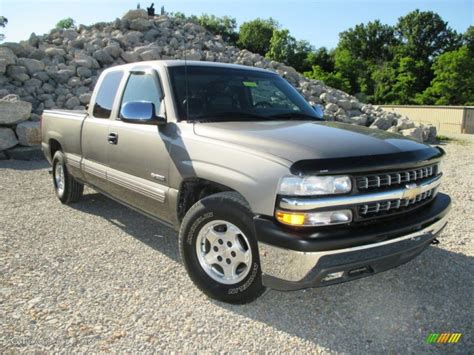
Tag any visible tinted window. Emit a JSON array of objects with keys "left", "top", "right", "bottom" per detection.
[
  {"left": 93, "top": 71, "right": 123, "bottom": 118},
  {"left": 121, "top": 72, "right": 162, "bottom": 115},
  {"left": 168, "top": 66, "right": 318, "bottom": 121}
]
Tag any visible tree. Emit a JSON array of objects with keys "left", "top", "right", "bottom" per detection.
[
  {"left": 266, "top": 29, "right": 295, "bottom": 64},
  {"left": 195, "top": 14, "right": 238, "bottom": 44},
  {"left": 395, "top": 10, "right": 460, "bottom": 60},
  {"left": 372, "top": 55, "right": 425, "bottom": 104},
  {"left": 0, "top": 16, "right": 7, "bottom": 42},
  {"left": 305, "top": 47, "right": 335, "bottom": 73},
  {"left": 265, "top": 29, "right": 314, "bottom": 72},
  {"left": 56, "top": 17, "right": 75, "bottom": 29},
  {"left": 463, "top": 26, "right": 474, "bottom": 53},
  {"left": 237, "top": 18, "right": 278, "bottom": 56},
  {"left": 338, "top": 20, "right": 398, "bottom": 63},
  {"left": 304, "top": 65, "right": 351, "bottom": 93},
  {"left": 419, "top": 46, "right": 474, "bottom": 105}
]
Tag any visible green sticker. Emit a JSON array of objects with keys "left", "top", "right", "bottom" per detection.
[{"left": 243, "top": 81, "right": 257, "bottom": 87}]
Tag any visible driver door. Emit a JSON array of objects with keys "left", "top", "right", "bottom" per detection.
[{"left": 106, "top": 69, "right": 174, "bottom": 223}]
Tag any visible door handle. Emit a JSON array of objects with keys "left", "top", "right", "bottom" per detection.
[{"left": 108, "top": 132, "right": 118, "bottom": 144}]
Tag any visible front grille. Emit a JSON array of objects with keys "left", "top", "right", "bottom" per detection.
[
  {"left": 357, "top": 164, "right": 437, "bottom": 190},
  {"left": 358, "top": 188, "right": 435, "bottom": 218}
]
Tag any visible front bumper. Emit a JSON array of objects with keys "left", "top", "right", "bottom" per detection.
[{"left": 256, "top": 193, "right": 451, "bottom": 291}]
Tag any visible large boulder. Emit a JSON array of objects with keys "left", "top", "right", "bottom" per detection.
[
  {"left": 401, "top": 127, "right": 424, "bottom": 142},
  {"left": 0, "top": 95, "right": 32, "bottom": 125},
  {"left": 122, "top": 9, "right": 148, "bottom": 21},
  {"left": 0, "top": 128, "right": 18, "bottom": 150},
  {"left": 17, "top": 58, "right": 45, "bottom": 75},
  {"left": 16, "top": 121, "right": 41, "bottom": 146}
]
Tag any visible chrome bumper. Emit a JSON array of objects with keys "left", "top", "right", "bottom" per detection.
[{"left": 258, "top": 212, "right": 449, "bottom": 289}]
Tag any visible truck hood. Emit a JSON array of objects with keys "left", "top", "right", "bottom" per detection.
[{"left": 193, "top": 120, "right": 440, "bottom": 168}]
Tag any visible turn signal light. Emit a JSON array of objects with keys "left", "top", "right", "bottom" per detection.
[
  {"left": 276, "top": 211, "right": 306, "bottom": 226},
  {"left": 275, "top": 209, "right": 352, "bottom": 227}
]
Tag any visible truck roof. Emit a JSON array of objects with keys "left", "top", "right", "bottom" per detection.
[{"left": 104, "top": 60, "right": 274, "bottom": 74}]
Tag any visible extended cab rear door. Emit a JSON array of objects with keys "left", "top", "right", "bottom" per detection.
[
  {"left": 81, "top": 69, "right": 124, "bottom": 193},
  {"left": 106, "top": 67, "right": 174, "bottom": 223}
]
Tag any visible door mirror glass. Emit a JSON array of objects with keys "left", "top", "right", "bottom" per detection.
[
  {"left": 120, "top": 101, "right": 166, "bottom": 125},
  {"left": 312, "top": 104, "right": 324, "bottom": 119}
]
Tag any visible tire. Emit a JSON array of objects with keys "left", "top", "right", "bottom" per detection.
[
  {"left": 52, "top": 151, "right": 84, "bottom": 204},
  {"left": 179, "top": 191, "right": 265, "bottom": 304}
]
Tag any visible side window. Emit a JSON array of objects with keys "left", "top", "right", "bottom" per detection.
[
  {"left": 121, "top": 72, "right": 162, "bottom": 116},
  {"left": 92, "top": 71, "right": 124, "bottom": 118}
]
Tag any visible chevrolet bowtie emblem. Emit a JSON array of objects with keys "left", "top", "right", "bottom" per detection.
[{"left": 403, "top": 183, "right": 422, "bottom": 200}]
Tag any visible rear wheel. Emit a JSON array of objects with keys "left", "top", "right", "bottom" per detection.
[
  {"left": 179, "top": 192, "right": 265, "bottom": 304},
  {"left": 52, "top": 151, "right": 83, "bottom": 204}
]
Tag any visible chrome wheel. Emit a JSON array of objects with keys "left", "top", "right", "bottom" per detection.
[
  {"left": 54, "top": 163, "right": 65, "bottom": 196},
  {"left": 196, "top": 220, "right": 252, "bottom": 285}
]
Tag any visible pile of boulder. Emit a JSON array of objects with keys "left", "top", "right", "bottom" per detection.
[{"left": 0, "top": 9, "right": 437, "bottom": 159}]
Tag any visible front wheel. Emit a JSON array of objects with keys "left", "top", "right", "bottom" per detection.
[{"left": 179, "top": 192, "right": 265, "bottom": 304}]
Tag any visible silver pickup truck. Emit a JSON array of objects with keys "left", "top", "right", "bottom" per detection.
[{"left": 41, "top": 60, "right": 451, "bottom": 303}]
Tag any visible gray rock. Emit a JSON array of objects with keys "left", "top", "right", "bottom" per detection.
[
  {"left": 0, "top": 95, "right": 32, "bottom": 125},
  {"left": 122, "top": 9, "right": 148, "bottom": 21},
  {"left": 93, "top": 49, "right": 114, "bottom": 65},
  {"left": 130, "top": 18, "right": 152, "bottom": 32},
  {"left": 396, "top": 118, "right": 415, "bottom": 130},
  {"left": 0, "top": 59, "right": 7, "bottom": 75},
  {"left": 0, "top": 47, "right": 17, "bottom": 65},
  {"left": 104, "top": 44, "right": 123, "bottom": 58},
  {"left": 16, "top": 121, "right": 41, "bottom": 146},
  {"left": 325, "top": 103, "right": 339, "bottom": 113},
  {"left": 370, "top": 116, "right": 394, "bottom": 130},
  {"left": 6, "top": 65, "right": 30, "bottom": 82},
  {"left": 139, "top": 48, "right": 161, "bottom": 61},
  {"left": 338, "top": 99, "right": 352, "bottom": 111},
  {"left": 0, "top": 128, "right": 18, "bottom": 150},
  {"left": 1, "top": 42, "right": 29, "bottom": 57},
  {"left": 63, "top": 29, "right": 78, "bottom": 40},
  {"left": 17, "top": 58, "right": 45, "bottom": 75},
  {"left": 79, "top": 93, "right": 92, "bottom": 105},
  {"left": 65, "top": 96, "right": 80, "bottom": 109},
  {"left": 45, "top": 47, "right": 66, "bottom": 57},
  {"left": 77, "top": 66, "right": 92, "bottom": 78},
  {"left": 29, "top": 48, "right": 46, "bottom": 60},
  {"left": 5, "top": 145, "right": 43, "bottom": 160},
  {"left": 349, "top": 116, "right": 368, "bottom": 126},
  {"left": 121, "top": 51, "right": 139, "bottom": 63},
  {"left": 51, "top": 69, "right": 75, "bottom": 84},
  {"left": 401, "top": 127, "right": 424, "bottom": 142}
]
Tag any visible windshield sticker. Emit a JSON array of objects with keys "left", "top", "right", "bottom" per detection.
[{"left": 243, "top": 81, "right": 258, "bottom": 87}]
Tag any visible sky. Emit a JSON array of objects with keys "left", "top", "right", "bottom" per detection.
[{"left": 1, "top": 0, "right": 473, "bottom": 49}]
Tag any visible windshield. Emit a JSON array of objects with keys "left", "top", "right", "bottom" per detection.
[{"left": 168, "top": 65, "right": 321, "bottom": 122}]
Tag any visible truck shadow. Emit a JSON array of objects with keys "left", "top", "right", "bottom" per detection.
[{"left": 71, "top": 191, "right": 472, "bottom": 353}]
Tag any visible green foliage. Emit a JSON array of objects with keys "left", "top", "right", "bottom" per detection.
[
  {"left": 338, "top": 20, "right": 398, "bottom": 63},
  {"left": 463, "top": 26, "right": 474, "bottom": 53},
  {"left": 238, "top": 18, "right": 278, "bottom": 56},
  {"left": 304, "top": 65, "right": 351, "bottom": 92},
  {"left": 0, "top": 16, "right": 7, "bottom": 42},
  {"left": 395, "top": 10, "right": 461, "bottom": 60},
  {"left": 192, "top": 14, "right": 238, "bottom": 44},
  {"left": 304, "top": 47, "right": 335, "bottom": 73},
  {"left": 419, "top": 46, "right": 474, "bottom": 105},
  {"left": 372, "top": 56, "right": 425, "bottom": 104},
  {"left": 56, "top": 17, "right": 75, "bottom": 29}
]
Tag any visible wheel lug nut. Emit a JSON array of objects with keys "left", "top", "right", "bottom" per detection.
[
  {"left": 218, "top": 239, "right": 223, "bottom": 245},
  {"left": 231, "top": 251, "right": 236, "bottom": 257},
  {"left": 226, "top": 258, "right": 231, "bottom": 264},
  {"left": 213, "top": 246, "right": 218, "bottom": 252},
  {"left": 217, "top": 256, "right": 223, "bottom": 262},
  {"left": 227, "top": 241, "right": 232, "bottom": 247}
]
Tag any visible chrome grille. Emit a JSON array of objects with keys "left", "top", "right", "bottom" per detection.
[
  {"left": 358, "top": 188, "right": 435, "bottom": 217},
  {"left": 357, "top": 165, "right": 437, "bottom": 190}
]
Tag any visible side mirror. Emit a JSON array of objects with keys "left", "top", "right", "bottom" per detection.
[
  {"left": 120, "top": 101, "right": 166, "bottom": 125},
  {"left": 312, "top": 104, "right": 324, "bottom": 119}
]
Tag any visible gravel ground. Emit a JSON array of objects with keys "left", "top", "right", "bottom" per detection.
[{"left": 0, "top": 140, "right": 472, "bottom": 353}]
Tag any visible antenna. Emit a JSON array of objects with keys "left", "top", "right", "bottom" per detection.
[{"left": 184, "top": 34, "right": 189, "bottom": 121}]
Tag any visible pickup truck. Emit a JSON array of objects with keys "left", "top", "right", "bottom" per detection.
[{"left": 41, "top": 60, "right": 451, "bottom": 304}]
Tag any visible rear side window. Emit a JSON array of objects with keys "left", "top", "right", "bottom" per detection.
[
  {"left": 93, "top": 71, "right": 124, "bottom": 118},
  {"left": 121, "top": 72, "right": 162, "bottom": 115}
]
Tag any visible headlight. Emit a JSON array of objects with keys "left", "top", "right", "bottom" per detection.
[
  {"left": 276, "top": 209, "right": 353, "bottom": 226},
  {"left": 278, "top": 175, "right": 352, "bottom": 196}
]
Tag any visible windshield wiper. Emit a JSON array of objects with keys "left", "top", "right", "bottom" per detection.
[
  {"left": 268, "top": 112, "right": 322, "bottom": 120},
  {"left": 192, "top": 112, "right": 268, "bottom": 122}
]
